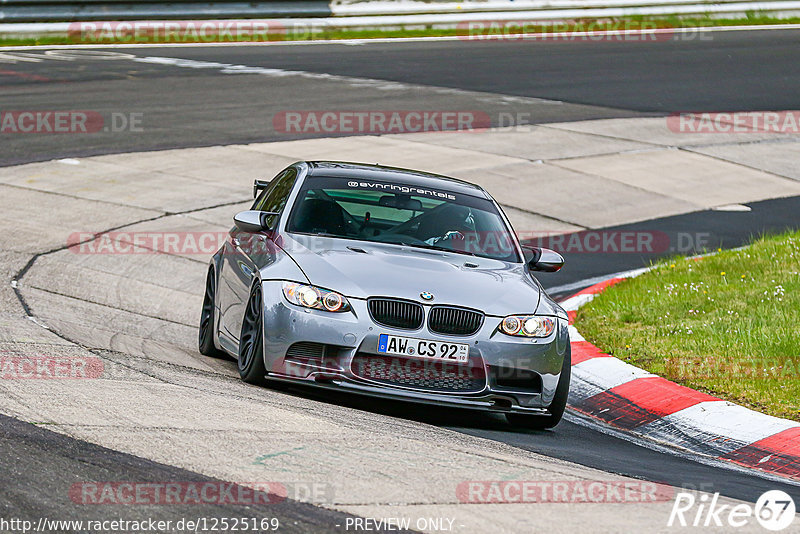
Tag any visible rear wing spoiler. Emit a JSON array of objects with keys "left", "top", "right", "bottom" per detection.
[{"left": 253, "top": 179, "right": 270, "bottom": 198}]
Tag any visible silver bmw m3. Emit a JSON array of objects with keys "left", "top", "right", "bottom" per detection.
[{"left": 199, "top": 161, "right": 571, "bottom": 429}]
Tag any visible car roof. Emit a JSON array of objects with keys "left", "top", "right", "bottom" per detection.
[{"left": 303, "top": 161, "right": 490, "bottom": 199}]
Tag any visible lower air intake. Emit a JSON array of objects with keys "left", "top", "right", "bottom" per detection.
[{"left": 351, "top": 354, "right": 486, "bottom": 393}]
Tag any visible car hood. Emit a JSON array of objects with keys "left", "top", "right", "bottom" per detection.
[{"left": 278, "top": 235, "right": 541, "bottom": 316}]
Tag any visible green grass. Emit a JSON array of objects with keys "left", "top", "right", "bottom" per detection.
[
  {"left": 574, "top": 231, "right": 800, "bottom": 421},
  {"left": 2, "top": 15, "right": 800, "bottom": 47}
]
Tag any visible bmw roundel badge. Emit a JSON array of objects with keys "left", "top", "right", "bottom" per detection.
[{"left": 420, "top": 292, "right": 434, "bottom": 301}]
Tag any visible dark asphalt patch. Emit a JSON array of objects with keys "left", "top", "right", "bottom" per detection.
[
  {"left": 0, "top": 413, "right": 386, "bottom": 533},
  {"left": 538, "top": 195, "right": 800, "bottom": 298}
]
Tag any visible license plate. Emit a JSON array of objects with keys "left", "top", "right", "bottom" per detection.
[{"left": 377, "top": 334, "right": 469, "bottom": 363}]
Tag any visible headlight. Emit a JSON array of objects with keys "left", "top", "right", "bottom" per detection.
[
  {"left": 282, "top": 282, "right": 351, "bottom": 312},
  {"left": 499, "top": 315, "right": 555, "bottom": 337}
]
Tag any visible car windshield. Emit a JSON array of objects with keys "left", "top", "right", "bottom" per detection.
[{"left": 286, "top": 176, "right": 521, "bottom": 262}]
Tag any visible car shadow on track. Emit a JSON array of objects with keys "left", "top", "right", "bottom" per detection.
[
  {"left": 215, "top": 362, "right": 800, "bottom": 504},
  {"left": 210, "top": 352, "right": 552, "bottom": 433},
  {"left": 264, "top": 380, "right": 548, "bottom": 434}
]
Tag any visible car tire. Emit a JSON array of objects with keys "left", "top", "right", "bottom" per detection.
[
  {"left": 238, "top": 281, "right": 268, "bottom": 385},
  {"left": 198, "top": 267, "right": 226, "bottom": 358},
  {"left": 506, "top": 347, "right": 571, "bottom": 430}
]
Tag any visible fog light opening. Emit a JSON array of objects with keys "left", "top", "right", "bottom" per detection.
[{"left": 492, "top": 398, "right": 513, "bottom": 409}]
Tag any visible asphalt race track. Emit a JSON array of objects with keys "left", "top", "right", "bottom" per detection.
[
  {"left": 3, "top": 28, "right": 800, "bottom": 165},
  {"left": 1, "top": 414, "right": 359, "bottom": 532},
  {"left": 2, "top": 28, "right": 800, "bottom": 532}
]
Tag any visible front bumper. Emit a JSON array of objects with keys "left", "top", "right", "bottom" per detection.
[{"left": 259, "top": 280, "right": 570, "bottom": 415}]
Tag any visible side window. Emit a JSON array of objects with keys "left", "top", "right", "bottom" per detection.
[
  {"left": 253, "top": 168, "right": 298, "bottom": 227},
  {"left": 252, "top": 188, "right": 270, "bottom": 210}
]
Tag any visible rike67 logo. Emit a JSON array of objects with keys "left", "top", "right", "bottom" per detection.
[{"left": 668, "top": 490, "right": 796, "bottom": 531}]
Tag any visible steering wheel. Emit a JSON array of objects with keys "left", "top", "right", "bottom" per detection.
[{"left": 436, "top": 230, "right": 466, "bottom": 243}]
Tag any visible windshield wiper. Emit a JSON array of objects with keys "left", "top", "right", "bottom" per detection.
[{"left": 411, "top": 243, "right": 480, "bottom": 258}]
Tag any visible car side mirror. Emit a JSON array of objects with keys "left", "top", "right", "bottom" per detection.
[
  {"left": 233, "top": 210, "right": 278, "bottom": 233},
  {"left": 523, "top": 246, "right": 564, "bottom": 272}
]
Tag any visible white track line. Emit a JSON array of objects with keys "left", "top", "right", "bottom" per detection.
[
  {"left": 1, "top": 23, "right": 800, "bottom": 51},
  {"left": 127, "top": 54, "right": 563, "bottom": 104},
  {"left": 573, "top": 356, "right": 656, "bottom": 390},
  {"left": 640, "top": 401, "right": 800, "bottom": 454}
]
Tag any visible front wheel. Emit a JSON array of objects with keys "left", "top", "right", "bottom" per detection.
[
  {"left": 506, "top": 348, "right": 571, "bottom": 430},
  {"left": 238, "top": 282, "right": 268, "bottom": 385},
  {"left": 199, "top": 267, "right": 226, "bottom": 358}
]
